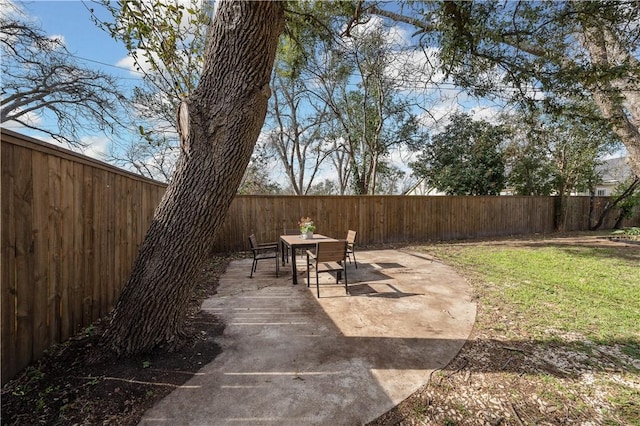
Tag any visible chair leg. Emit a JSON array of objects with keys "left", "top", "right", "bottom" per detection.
[
  {"left": 344, "top": 265, "right": 349, "bottom": 294},
  {"left": 275, "top": 254, "right": 279, "bottom": 277},
  {"left": 316, "top": 269, "right": 320, "bottom": 298},
  {"left": 250, "top": 259, "right": 256, "bottom": 278},
  {"left": 352, "top": 251, "right": 357, "bottom": 269}
]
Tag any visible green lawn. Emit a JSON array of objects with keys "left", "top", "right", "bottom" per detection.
[
  {"left": 424, "top": 242, "right": 640, "bottom": 354},
  {"left": 416, "top": 239, "right": 640, "bottom": 423}
]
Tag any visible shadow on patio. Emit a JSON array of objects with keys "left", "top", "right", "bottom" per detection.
[{"left": 140, "top": 249, "right": 477, "bottom": 425}]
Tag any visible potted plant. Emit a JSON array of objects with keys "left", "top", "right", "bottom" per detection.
[{"left": 298, "top": 216, "right": 316, "bottom": 239}]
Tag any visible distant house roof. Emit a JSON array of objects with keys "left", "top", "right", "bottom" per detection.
[
  {"left": 598, "top": 157, "right": 634, "bottom": 184},
  {"left": 404, "top": 178, "right": 448, "bottom": 196}
]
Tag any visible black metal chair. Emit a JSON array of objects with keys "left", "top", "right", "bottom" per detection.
[
  {"left": 346, "top": 230, "right": 358, "bottom": 268},
  {"left": 248, "top": 234, "right": 279, "bottom": 278},
  {"left": 306, "top": 240, "right": 348, "bottom": 298}
]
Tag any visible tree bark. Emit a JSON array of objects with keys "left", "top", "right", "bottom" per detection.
[
  {"left": 590, "top": 177, "right": 640, "bottom": 231},
  {"left": 101, "top": 1, "right": 284, "bottom": 356},
  {"left": 579, "top": 16, "right": 640, "bottom": 177}
]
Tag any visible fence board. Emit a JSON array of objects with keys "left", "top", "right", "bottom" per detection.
[
  {"left": 47, "top": 155, "right": 62, "bottom": 346},
  {"left": 82, "top": 165, "right": 95, "bottom": 325},
  {"left": 113, "top": 174, "right": 124, "bottom": 307},
  {"left": 11, "top": 143, "right": 34, "bottom": 378},
  {"left": 94, "top": 170, "right": 105, "bottom": 316},
  {"left": 1, "top": 143, "right": 17, "bottom": 382},
  {"left": 60, "top": 159, "right": 74, "bottom": 342},
  {"left": 32, "top": 150, "right": 51, "bottom": 360},
  {"left": 70, "top": 161, "right": 83, "bottom": 336}
]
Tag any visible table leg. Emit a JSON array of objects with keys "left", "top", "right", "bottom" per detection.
[
  {"left": 291, "top": 246, "right": 298, "bottom": 285},
  {"left": 280, "top": 240, "right": 286, "bottom": 266}
]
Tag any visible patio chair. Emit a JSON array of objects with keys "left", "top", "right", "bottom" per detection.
[
  {"left": 306, "top": 240, "right": 348, "bottom": 298},
  {"left": 346, "top": 230, "right": 358, "bottom": 269},
  {"left": 248, "top": 234, "right": 279, "bottom": 278}
]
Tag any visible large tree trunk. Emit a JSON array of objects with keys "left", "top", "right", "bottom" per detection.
[
  {"left": 579, "top": 15, "right": 640, "bottom": 177},
  {"left": 101, "top": 1, "right": 284, "bottom": 356},
  {"left": 590, "top": 177, "right": 640, "bottom": 230}
]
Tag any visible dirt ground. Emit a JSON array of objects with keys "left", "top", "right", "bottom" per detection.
[
  {"left": 1, "top": 257, "right": 230, "bottom": 426},
  {"left": 2, "top": 233, "right": 638, "bottom": 425}
]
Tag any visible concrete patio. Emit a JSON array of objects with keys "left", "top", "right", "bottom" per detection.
[{"left": 140, "top": 248, "right": 476, "bottom": 425}]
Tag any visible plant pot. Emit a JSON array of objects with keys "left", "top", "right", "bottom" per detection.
[{"left": 301, "top": 231, "right": 313, "bottom": 239}]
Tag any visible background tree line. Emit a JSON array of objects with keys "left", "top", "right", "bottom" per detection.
[{"left": 4, "top": 1, "right": 638, "bottom": 201}]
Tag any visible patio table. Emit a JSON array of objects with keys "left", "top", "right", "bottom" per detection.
[{"left": 279, "top": 234, "right": 338, "bottom": 285}]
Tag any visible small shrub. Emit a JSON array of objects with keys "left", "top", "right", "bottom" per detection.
[{"left": 611, "top": 227, "right": 640, "bottom": 236}]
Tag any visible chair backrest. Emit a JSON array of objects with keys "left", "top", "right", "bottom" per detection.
[
  {"left": 283, "top": 228, "right": 299, "bottom": 235},
  {"left": 346, "top": 230, "right": 357, "bottom": 245},
  {"left": 315, "top": 240, "right": 347, "bottom": 263},
  {"left": 248, "top": 234, "right": 258, "bottom": 249}
]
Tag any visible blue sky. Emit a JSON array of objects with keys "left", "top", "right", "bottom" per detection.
[
  {"left": 20, "top": 1, "right": 135, "bottom": 82},
  {"left": 8, "top": 0, "right": 502, "bottom": 186},
  {"left": 7, "top": 1, "right": 629, "bottom": 191},
  {"left": 11, "top": 1, "right": 143, "bottom": 158}
]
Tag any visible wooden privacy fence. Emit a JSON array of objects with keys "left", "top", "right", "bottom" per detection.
[
  {"left": 2, "top": 129, "right": 638, "bottom": 385},
  {"left": 212, "top": 195, "right": 637, "bottom": 252},
  {"left": 1, "top": 129, "right": 166, "bottom": 384}
]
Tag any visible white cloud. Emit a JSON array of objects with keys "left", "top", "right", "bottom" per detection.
[
  {"left": 0, "top": 0, "right": 21, "bottom": 19},
  {"left": 1, "top": 109, "right": 43, "bottom": 130},
  {"left": 417, "top": 94, "right": 506, "bottom": 132},
  {"left": 348, "top": 15, "right": 412, "bottom": 48},
  {"left": 78, "top": 135, "right": 110, "bottom": 161},
  {"left": 116, "top": 49, "right": 150, "bottom": 75},
  {"left": 48, "top": 33, "right": 65, "bottom": 45}
]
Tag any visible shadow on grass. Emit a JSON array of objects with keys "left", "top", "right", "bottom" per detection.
[{"left": 409, "top": 232, "right": 640, "bottom": 263}]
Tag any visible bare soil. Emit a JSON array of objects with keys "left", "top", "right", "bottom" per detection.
[
  {"left": 1, "top": 256, "right": 231, "bottom": 426},
  {"left": 2, "top": 234, "right": 638, "bottom": 425}
]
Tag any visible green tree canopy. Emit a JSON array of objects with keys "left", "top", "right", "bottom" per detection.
[
  {"left": 503, "top": 101, "right": 622, "bottom": 197},
  {"left": 411, "top": 112, "right": 507, "bottom": 195},
  {"left": 366, "top": 1, "right": 640, "bottom": 177}
]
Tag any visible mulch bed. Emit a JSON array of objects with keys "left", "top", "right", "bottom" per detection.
[{"left": 1, "top": 255, "right": 231, "bottom": 426}]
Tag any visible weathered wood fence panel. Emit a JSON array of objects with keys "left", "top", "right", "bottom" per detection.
[
  {"left": 212, "top": 195, "right": 636, "bottom": 252},
  {"left": 2, "top": 129, "right": 638, "bottom": 385},
  {"left": 1, "top": 129, "right": 166, "bottom": 385}
]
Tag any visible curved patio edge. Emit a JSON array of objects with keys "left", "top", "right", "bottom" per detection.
[{"left": 140, "top": 249, "right": 476, "bottom": 425}]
